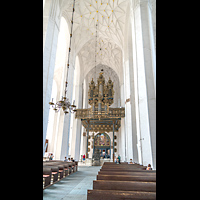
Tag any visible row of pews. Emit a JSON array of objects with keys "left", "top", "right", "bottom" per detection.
[
  {"left": 87, "top": 162, "right": 156, "bottom": 200},
  {"left": 43, "top": 160, "right": 78, "bottom": 189}
]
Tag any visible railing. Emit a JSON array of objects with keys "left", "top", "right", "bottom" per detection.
[{"left": 75, "top": 107, "right": 125, "bottom": 119}]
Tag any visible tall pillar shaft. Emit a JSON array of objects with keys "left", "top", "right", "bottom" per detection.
[
  {"left": 119, "top": 83, "right": 126, "bottom": 162},
  {"left": 59, "top": 66, "right": 75, "bottom": 160},
  {"left": 113, "top": 120, "right": 115, "bottom": 162},
  {"left": 70, "top": 83, "right": 83, "bottom": 161},
  {"left": 86, "top": 121, "right": 90, "bottom": 158},
  {"left": 140, "top": 0, "right": 156, "bottom": 169},
  {"left": 43, "top": 0, "right": 61, "bottom": 155},
  {"left": 130, "top": 0, "right": 155, "bottom": 167},
  {"left": 124, "top": 60, "right": 134, "bottom": 161}
]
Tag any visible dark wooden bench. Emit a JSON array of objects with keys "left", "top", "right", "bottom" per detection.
[
  {"left": 65, "top": 162, "right": 75, "bottom": 174},
  {"left": 43, "top": 165, "right": 59, "bottom": 183},
  {"left": 98, "top": 171, "right": 156, "bottom": 176},
  {"left": 43, "top": 160, "right": 79, "bottom": 190},
  {"left": 50, "top": 160, "right": 77, "bottom": 172},
  {"left": 45, "top": 160, "right": 78, "bottom": 172},
  {"left": 44, "top": 163, "right": 64, "bottom": 179},
  {"left": 87, "top": 162, "right": 156, "bottom": 199},
  {"left": 97, "top": 174, "right": 156, "bottom": 182},
  {"left": 44, "top": 162, "right": 69, "bottom": 177},
  {"left": 102, "top": 163, "right": 143, "bottom": 166},
  {"left": 43, "top": 167, "right": 52, "bottom": 188},
  {"left": 103, "top": 162, "right": 145, "bottom": 167},
  {"left": 102, "top": 166, "right": 147, "bottom": 170},
  {"left": 93, "top": 180, "right": 156, "bottom": 192},
  {"left": 100, "top": 168, "right": 152, "bottom": 172},
  {"left": 103, "top": 162, "right": 129, "bottom": 165},
  {"left": 87, "top": 189, "right": 156, "bottom": 200},
  {"left": 101, "top": 165, "right": 147, "bottom": 170}
]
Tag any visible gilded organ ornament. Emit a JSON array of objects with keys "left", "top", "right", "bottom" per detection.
[
  {"left": 75, "top": 72, "right": 125, "bottom": 133},
  {"left": 88, "top": 72, "right": 114, "bottom": 117}
]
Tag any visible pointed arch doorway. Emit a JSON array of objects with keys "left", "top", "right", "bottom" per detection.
[{"left": 94, "top": 132, "right": 111, "bottom": 159}]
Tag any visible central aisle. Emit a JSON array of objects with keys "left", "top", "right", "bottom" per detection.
[{"left": 43, "top": 165, "right": 101, "bottom": 200}]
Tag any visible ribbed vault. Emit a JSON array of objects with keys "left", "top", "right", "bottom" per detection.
[
  {"left": 62, "top": 0, "right": 129, "bottom": 51},
  {"left": 61, "top": 0, "right": 129, "bottom": 84}
]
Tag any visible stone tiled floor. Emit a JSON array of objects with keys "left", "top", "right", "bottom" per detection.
[{"left": 43, "top": 165, "right": 101, "bottom": 200}]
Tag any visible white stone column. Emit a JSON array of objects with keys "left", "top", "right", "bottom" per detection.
[
  {"left": 43, "top": 0, "right": 61, "bottom": 155},
  {"left": 59, "top": 65, "right": 75, "bottom": 160},
  {"left": 119, "top": 83, "right": 126, "bottom": 162},
  {"left": 139, "top": 0, "right": 156, "bottom": 169},
  {"left": 43, "top": 0, "right": 46, "bottom": 10},
  {"left": 130, "top": 0, "right": 154, "bottom": 167},
  {"left": 127, "top": 21, "right": 139, "bottom": 163},
  {"left": 43, "top": 0, "right": 52, "bottom": 50},
  {"left": 110, "top": 131, "right": 114, "bottom": 161},
  {"left": 51, "top": 63, "right": 74, "bottom": 160},
  {"left": 80, "top": 127, "right": 87, "bottom": 159},
  {"left": 48, "top": 66, "right": 65, "bottom": 156},
  {"left": 124, "top": 60, "right": 134, "bottom": 161},
  {"left": 84, "top": 77, "right": 88, "bottom": 109},
  {"left": 70, "top": 84, "right": 83, "bottom": 161}
]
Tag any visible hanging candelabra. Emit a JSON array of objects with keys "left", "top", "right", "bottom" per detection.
[{"left": 49, "top": 0, "right": 76, "bottom": 114}]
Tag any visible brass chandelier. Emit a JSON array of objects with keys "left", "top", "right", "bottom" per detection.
[{"left": 49, "top": 0, "right": 76, "bottom": 114}]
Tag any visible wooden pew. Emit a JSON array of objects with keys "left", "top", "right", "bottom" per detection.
[
  {"left": 43, "top": 165, "right": 59, "bottom": 183},
  {"left": 103, "top": 162, "right": 129, "bottom": 165},
  {"left": 44, "top": 162, "right": 69, "bottom": 177},
  {"left": 98, "top": 171, "right": 156, "bottom": 176},
  {"left": 43, "top": 160, "right": 78, "bottom": 190},
  {"left": 48, "top": 160, "right": 77, "bottom": 173},
  {"left": 103, "top": 162, "right": 145, "bottom": 167},
  {"left": 100, "top": 168, "right": 152, "bottom": 172},
  {"left": 43, "top": 163, "right": 65, "bottom": 180},
  {"left": 97, "top": 174, "right": 156, "bottom": 182},
  {"left": 66, "top": 162, "right": 75, "bottom": 173},
  {"left": 93, "top": 180, "right": 156, "bottom": 192},
  {"left": 102, "top": 163, "right": 142, "bottom": 166},
  {"left": 43, "top": 167, "right": 52, "bottom": 188},
  {"left": 87, "top": 162, "right": 156, "bottom": 199},
  {"left": 101, "top": 166, "right": 147, "bottom": 169},
  {"left": 87, "top": 189, "right": 156, "bottom": 200},
  {"left": 50, "top": 161, "right": 74, "bottom": 174},
  {"left": 101, "top": 165, "right": 147, "bottom": 170},
  {"left": 45, "top": 160, "right": 78, "bottom": 172}
]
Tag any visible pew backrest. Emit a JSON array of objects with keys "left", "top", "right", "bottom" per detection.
[
  {"left": 97, "top": 174, "right": 156, "bottom": 182},
  {"left": 93, "top": 180, "right": 156, "bottom": 192},
  {"left": 98, "top": 171, "right": 156, "bottom": 176}
]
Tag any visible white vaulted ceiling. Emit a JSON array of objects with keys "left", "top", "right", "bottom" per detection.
[
  {"left": 78, "top": 37, "right": 122, "bottom": 80},
  {"left": 61, "top": 0, "right": 129, "bottom": 82}
]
